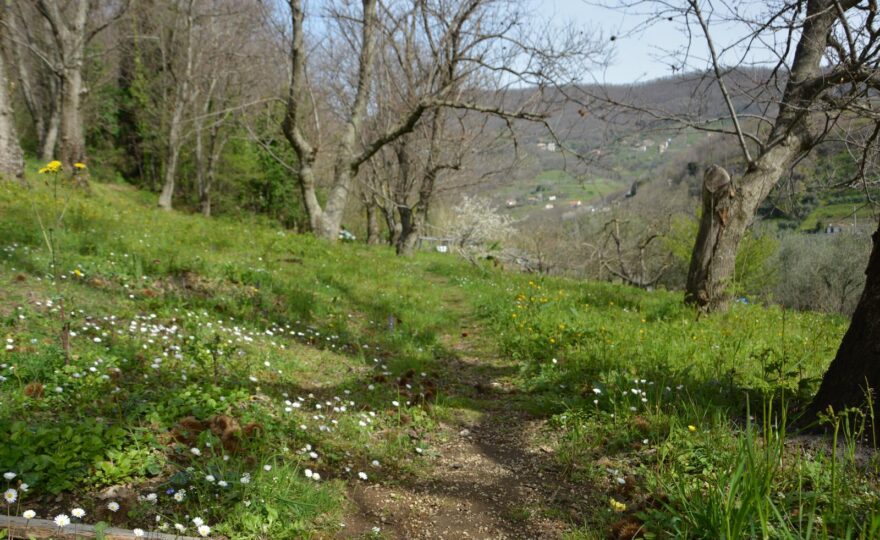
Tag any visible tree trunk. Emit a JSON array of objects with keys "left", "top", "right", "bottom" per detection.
[
  {"left": 383, "top": 206, "right": 400, "bottom": 246},
  {"left": 58, "top": 66, "right": 86, "bottom": 170},
  {"left": 683, "top": 0, "right": 839, "bottom": 312},
  {"left": 40, "top": 98, "right": 60, "bottom": 162},
  {"left": 685, "top": 135, "right": 804, "bottom": 310},
  {"left": 200, "top": 148, "right": 218, "bottom": 217},
  {"left": 52, "top": 0, "right": 89, "bottom": 172},
  {"left": 282, "top": 0, "right": 378, "bottom": 243},
  {"left": 314, "top": 164, "right": 355, "bottom": 241},
  {"left": 685, "top": 165, "right": 738, "bottom": 310},
  {"left": 158, "top": 100, "right": 184, "bottom": 210},
  {"left": 195, "top": 121, "right": 207, "bottom": 215},
  {"left": 396, "top": 206, "right": 421, "bottom": 255},
  {"left": 0, "top": 43, "right": 24, "bottom": 181},
  {"left": 366, "top": 201, "right": 382, "bottom": 244},
  {"left": 200, "top": 132, "right": 223, "bottom": 218},
  {"left": 158, "top": 0, "right": 195, "bottom": 211},
  {"left": 4, "top": 0, "right": 61, "bottom": 162},
  {"left": 804, "top": 223, "right": 880, "bottom": 425}
]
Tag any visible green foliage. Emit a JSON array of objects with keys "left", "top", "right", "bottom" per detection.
[
  {"left": 0, "top": 420, "right": 130, "bottom": 493},
  {"left": 477, "top": 268, "right": 880, "bottom": 538},
  {"left": 664, "top": 215, "right": 778, "bottom": 297},
  {"left": 0, "top": 169, "right": 874, "bottom": 538},
  {"left": 0, "top": 173, "right": 470, "bottom": 535}
]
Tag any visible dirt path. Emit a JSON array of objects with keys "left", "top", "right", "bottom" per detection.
[{"left": 339, "top": 307, "right": 595, "bottom": 539}]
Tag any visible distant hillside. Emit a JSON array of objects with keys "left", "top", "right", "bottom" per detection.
[{"left": 462, "top": 68, "right": 876, "bottom": 233}]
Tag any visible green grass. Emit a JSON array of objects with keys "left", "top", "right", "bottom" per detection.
[
  {"left": 478, "top": 278, "right": 880, "bottom": 538},
  {"left": 0, "top": 171, "right": 480, "bottom": 538},
  {"left": 0, "top": 165, "right": 878, "bottom": 539},
  {"left": 800, "top": 202, "right": 876, "bottom": 231}
]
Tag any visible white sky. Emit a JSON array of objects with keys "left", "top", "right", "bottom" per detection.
[{"left": 544, "top": 0, "right": 780, "bottom": 85}]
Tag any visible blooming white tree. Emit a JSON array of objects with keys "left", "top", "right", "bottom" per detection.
[{"left": 447, "top": 195, "right": 513, "bottom": 253}]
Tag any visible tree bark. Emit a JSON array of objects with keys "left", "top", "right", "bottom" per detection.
[
  {"left": 685, "top": 133, "right": 806, "bottom": 310},
  {"left": 195, "top": 117, "right": 207, "bottom": 214},
  {"left": 5, "top": 0, "right": 61, "bottom": 162},
  {"left": 158, "top": 113, "right": 182, "bottom": 209},
  {"left": 0, "top": 40, "right": 24, "bottom": 182},
  {"left": 58, "top": 65, "right": 86, "bottom": 169},
  {"left": 366, "top": 200, "right": 382, "bottom": 244},
  {"left": 200, "top": 125, "right": 224, "bottom": 218},
  {"left": 36, "top": 0, "right": 89, "bottom": 170},
  {"left": 158, "top": 0, "right": 195, "bottom": 211},
  {"left": 283, "top": 0, "right": 387, "bottom": 242},
  {"left": 683, "top": 0, "right": 840, "bottom": 312},
  {"left": 384, "top": 206, "right": 400, "bottom": 246},
  {"left": 396, "top": 206, "right": 420, "bottom": 255},
  {"left": 804, "top": 223, "right": 880, "bottom": 425},
  {"left": 40, "top": 96, "right": 60, "bottom": 162},
  {"left": 685, "top": 166, "right": 738, "bottom": 310}
]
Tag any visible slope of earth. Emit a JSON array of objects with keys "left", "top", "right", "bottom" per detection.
[{"left": 1, "top": 165, "right": 876, "bottom": 539}]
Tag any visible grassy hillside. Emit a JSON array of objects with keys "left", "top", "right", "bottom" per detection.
[{"left": 0, "top": 169, "right": 878, "bottom": 539}]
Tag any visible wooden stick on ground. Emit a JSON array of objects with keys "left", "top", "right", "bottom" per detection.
[{"left": 0, "top": 515, "right": 205, "bottom": 539}]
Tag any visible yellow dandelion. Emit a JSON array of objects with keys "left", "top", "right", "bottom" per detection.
[
  {"left": 73, "top": 162, "right": 87, "bottom": 170},
  {"left": 38, "top": 160, "right": 62, "bottom": 174},
  {"left": 609, "top": 498, "right": 626, "bottom": 512},
  {"left": 72, "top": 269, "right": 84, "bottom": 278},
  {"left": 688, "top": 425, "right": 697, "bottom": 432}
]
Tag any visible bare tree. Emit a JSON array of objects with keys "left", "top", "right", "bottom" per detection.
[
  {"left": 594, "top": 0, "right": 880, "bottom": 311},
  {"left": 282, "top": 0, "right": 381, "bottom": 239},
  {"left": 26, "top": 1, "right": 128, "bottom": 171},
  {"left": 589, "top": 218, "right": 672, "bottom": 289},
  {"left": 157, "top": 0, "right": 197, "bottom": 210},
  {"left": 2, "top": 0, "right": 60, "bottom": 161},
  {"left": 0, "top": 10, "right": 23, "bottom": 182},
  {"left": 191, "top": 2, "right": 269, "bottom": 216},
  {"left": 193, "top": 84, "right": 230, "bottom": 217},
  {"left": 282, "top": 0, "right": 599, "bottom": 241}
]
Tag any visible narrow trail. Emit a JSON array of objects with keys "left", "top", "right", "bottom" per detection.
[{"left": 340, "top": 286, "right": 596, "bottom": 539}]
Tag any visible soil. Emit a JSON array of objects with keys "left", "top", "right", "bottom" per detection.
[{"left": 338, "top": 314, "right": 598, "bottom": 539}]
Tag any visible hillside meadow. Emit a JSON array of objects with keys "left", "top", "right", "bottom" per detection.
[{"left": 0, "top": 169, "right": 878, "bottom": 539}]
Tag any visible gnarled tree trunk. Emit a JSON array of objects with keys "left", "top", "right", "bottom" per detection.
[
  {"left": 683, "top": 0, "right": 842, "bottom": 312},
  {"left": 804, "top": 223, "right": 880, "bottom": 425},
  {"left": 685, "top": 135, "right": 805, "bottom": 310}
]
